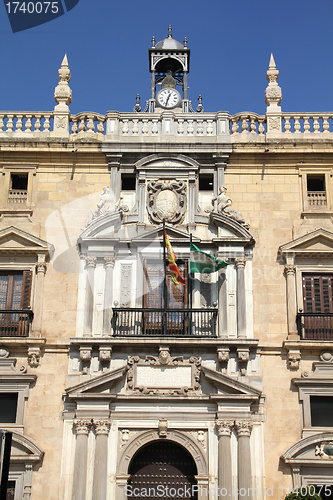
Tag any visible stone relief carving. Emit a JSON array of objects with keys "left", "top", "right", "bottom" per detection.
[
  {"left": 126, "top": 352, "right": 202, "bottom": 395},
  {"left": 147, "top": 179, "right": 187, "bottom": 224},
  {"left": 315, "top": 442, "right": 333, "bottom": 459},
  {"left": 190, "top": 430, "right": 207, "bottom": 451},
  {"left": 80, "top": 346, "right": 92, "bottom": 374},
  {"left": 288, "top": 349, "right": 301, "bottom": 370},
  {"left": 120, "top": 264, "right": 132, "bottom": 307},
  {"left": 28, "top": 347, "right": 41, "bottom": 368},
  {"left": 158, "top": 419, "right": 168, "bottom": 437},
  {"left": 119, "top": 429, "right": 132, "bottom": 449},
  {"left": 212, "top": 186, "right": 249, "bottom": 228}
]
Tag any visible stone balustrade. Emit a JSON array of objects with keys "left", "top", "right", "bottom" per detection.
[
  {"left": 282, "top": 113, "right": 333, "bottom": 134},
  {"left": 0, "top": 109, "right": 332, "bottom": 140},
  {"left": 70, "top": 112, "right": 106, "bottom": 136},
  {"left": 230, "top": 112, "right": 266, "bottom": 135},
  {"left": 0, "top": 112, "right": 53, "bottom": 134}
]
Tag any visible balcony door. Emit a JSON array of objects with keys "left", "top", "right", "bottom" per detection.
[
  {"left": 143, "top": 260, "right": 187, "bottom": 335},
  {"left": 302, "top": 274, "right": 333, "bottom": 338},
  {"left": 0, "top": 271, "right": 32, "bottom": 336}
]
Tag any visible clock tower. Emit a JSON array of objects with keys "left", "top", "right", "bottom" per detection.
[{"left": 149, "top": 25, "right": 190, "bottom": 112}]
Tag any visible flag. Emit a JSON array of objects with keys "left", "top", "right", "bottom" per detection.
[
  {"left": 190, "top": 242, "right": 228, "bottom": 274},
  {"left": 164, "top": 230, "right": 185, "bottom": 286}
]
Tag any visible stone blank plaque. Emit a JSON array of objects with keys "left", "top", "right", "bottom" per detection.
[{"left": 136, "top": 365, "right": 192, "bottom": 388}]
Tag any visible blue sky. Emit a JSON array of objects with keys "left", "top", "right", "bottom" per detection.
[{"left": 0, "top": 0, "right": 332, "bottom": 115}]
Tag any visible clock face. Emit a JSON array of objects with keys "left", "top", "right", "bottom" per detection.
[{"left": 156, "top": 88, "right": 181, "bottom": 109}]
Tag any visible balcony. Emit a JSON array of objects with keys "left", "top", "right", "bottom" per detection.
[
  {"left": 112, "top": 308, "right": 218, "bottom": 337},
  {"left": 0, "top": 310, "right": 33, "bottom": 337},
  {"left": 297, "top": 312, "right": 333, "bottom": 340}
]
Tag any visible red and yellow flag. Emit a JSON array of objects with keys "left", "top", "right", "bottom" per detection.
[{"left": 164, "top": 230, "right": 185, "bottom": 286}]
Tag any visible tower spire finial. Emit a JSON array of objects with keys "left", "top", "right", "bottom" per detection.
[
  {"left": 168, "top": 25, "right": 172, "bottom": 37},
  {"left": 265, "top": 53, "right": 282, "bottom": 108}
]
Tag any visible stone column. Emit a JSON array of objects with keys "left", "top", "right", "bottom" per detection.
[
  {"left": 32, "top": 256, "right": 47, "bottom": 335},
  {"left": 188, "top": 173, "right": 196, "bottom": 230},
  {"left": 216, "top": 420, "right": 234, "bottom": 498},
  {"left": 235, "top": 420, "right": 253, "bottom": 500},
  {"left": 84, "top": 257, "right": 96, "bottom": 336},
  {"left": 285, "top": 265, "right": 298, "bottom": 338},
  {"left": 72, "top": 419, "right": 92, "bottom": 500},
  {"left": 103, "top": 256, "right": 115, "bottom": 335},
  {"left": 218, "top": 270, "right": 228, "bottom": 337},
  {"left": 138, "top": 175, "right": 146, "bottom": 224},
  {"left": 92, "top": 419, "right": 111, "bottom": 500},
  {"left": 235, "top": 258, "right": 246, "bottom": 338}
]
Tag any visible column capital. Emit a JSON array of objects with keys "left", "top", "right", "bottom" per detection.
[
  {"left": 235, "top": 257, "right": 246, "bottom": 269},
  {"left": 284, "top": 264, "right": 296, "bottom": 276},
  {"left": 216, "top": 419, "right": 234, "bottom": 436},
  {"left": 235, "top": 420, "right": 253, "bottom": 437},
  {"left": 93, "top": 419, "right": 111, "bottom": 435},
  {"left": 85, "top": 256, "right": 97, "bottom": 268},
  {"left": 73, "top": 418, "right": 92, "bottom": 435},
  {"left": 104, "top": 256, "right": 116, "bottom": 268},
  {"left": 36, "top": 262, "right": 47, "bottom": 274}
]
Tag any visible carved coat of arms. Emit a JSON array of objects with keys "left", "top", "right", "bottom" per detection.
[{"left": 147, "top": 179, "right": 186, "bottom": 224}]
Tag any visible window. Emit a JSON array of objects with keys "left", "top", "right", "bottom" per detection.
[
  {"left": 300, "top": 274, "right": 333, "bottom": 339},
  {"left": 310, "top": 396, "right": 333, "bottom": 427},
  {"left": 121, "top": 174, "right": 136, "bottom": 191},
  {"left": 0, "top": 271, "right": 33, "bottom": 337},
  {"left": 199, "top": 174, "right": 214, "bottom": 191},
  {"left": 8, "top": 174, "right": 28, "bottom": 204},
  {"left": 0, "top": 394, "right": 18, "bottom": 423},
  {"left": 299, "top": 170, "right": 331, "bottom": 213},
  {"left": 6, "top": 480, "right": 16, "bottom": 500}
]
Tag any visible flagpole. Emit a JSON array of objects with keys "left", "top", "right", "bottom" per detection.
[
  {"left": 162, "top": 219, "right": 168, "bottom": 311},
  {"left": 189, "top": 233, "right": 193, "bottom": 311}
]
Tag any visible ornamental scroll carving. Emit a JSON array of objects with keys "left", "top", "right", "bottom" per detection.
[
  {"left": 126, "top": 353, "right": 202, "bottom": 395},
  {"left": 147, "top": 179, "right": 187, "bottom": 225}
]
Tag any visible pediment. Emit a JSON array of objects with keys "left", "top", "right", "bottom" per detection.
[
  {"left": 202, "top": 366, "right": 261, "bottom": 398},
  {"left": 0, "top": 226, "right": 53, "bottom": 256},
  {"left": 280, "top": 228, "right": 333, "bottom": 257},
  {"left": 10, "top": 432, "right": 44, "bottom": 463},
  {"left": 65, "top": 365, "right": 127, "bottom": 397},
  {"left": 130, "top": 224, "right": 199, "bottom": 244},
  {"left": 281, "top": 433, "right": 333, "bottom": 463},
  {"left": 79, "top": 211, "right": 122, "bottom": 240},
  {"left": 210, "top": 212, "right": 254, "bottom": 244},
  {"left": 135, "top": 153, "right": 200, "bottom": 172}
]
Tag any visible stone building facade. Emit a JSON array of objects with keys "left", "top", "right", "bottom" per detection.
[{"left": 0, "top": 28, "right": 333, "bottom": 500}]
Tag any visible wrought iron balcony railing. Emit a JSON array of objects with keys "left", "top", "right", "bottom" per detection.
[
  {"left": 296, "top": 312, "right": 333, "bottom": 340},
  {"left": 112, "top": 308, "right": 218, "bottom": 337},
  {"left": 0, "top": 310, "right": 33, "bottom": 337}
]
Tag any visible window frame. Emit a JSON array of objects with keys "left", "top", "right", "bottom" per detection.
[{"left": 299, "top": 168, "right": 333, "bottom": 214}]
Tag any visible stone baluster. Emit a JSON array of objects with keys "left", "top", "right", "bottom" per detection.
[
  {"left": 235, "top": 258, "right": 246, "bottom": 337},
  {"left": 92, "top": 419, "right": 111, "bottom": 500},
  {"left": 72, "top": 419, "right": 92, "bottom": 500},
  {"left": 43, "top": 114, "right": 51, "bottom": 132},
  {"left": 103, "top": 256, "right": 115, "bottom": 335},
  {"left": 284, "top": 264, "right": 298, "bottom": 338},
  {"left": 216, "top": 420, "right": 234, "bottom": 497},
  {"left": 84, "top": 257, "right": 97, "bottom": 335},
  {"left": 16, "top": 114, "right": 23, "bottom": 132},
  {"left": 32, "top": 256, "right": 47, "bottom": 335},
  {"left": 235, "top": 420, "right": 253, "bottom": 500}
]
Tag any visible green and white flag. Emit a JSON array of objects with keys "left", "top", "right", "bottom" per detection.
[{"left": 190, "top": 242, "right": 228, "bottom": 274}]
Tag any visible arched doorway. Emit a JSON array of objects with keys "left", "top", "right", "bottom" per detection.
[{"left": 127, "top": 440, "right": 198, "bottom": 499}]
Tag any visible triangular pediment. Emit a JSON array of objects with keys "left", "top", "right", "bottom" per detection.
[
  {"left": 65, "top": 365, "right": 127, "bottom": 397},
  {"left": 202, "top": 366, "right": 261, "bottom": 398},
  {"left": 279, "top": 228, "right": 333, "bottom": 257},
  {"left": 0, "top": 226, "right": 53, "bottom": 257}
]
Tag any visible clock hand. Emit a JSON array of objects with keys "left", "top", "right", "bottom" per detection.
[{"left": 165, "top": 91, "right": 171, "bottom": 106}]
